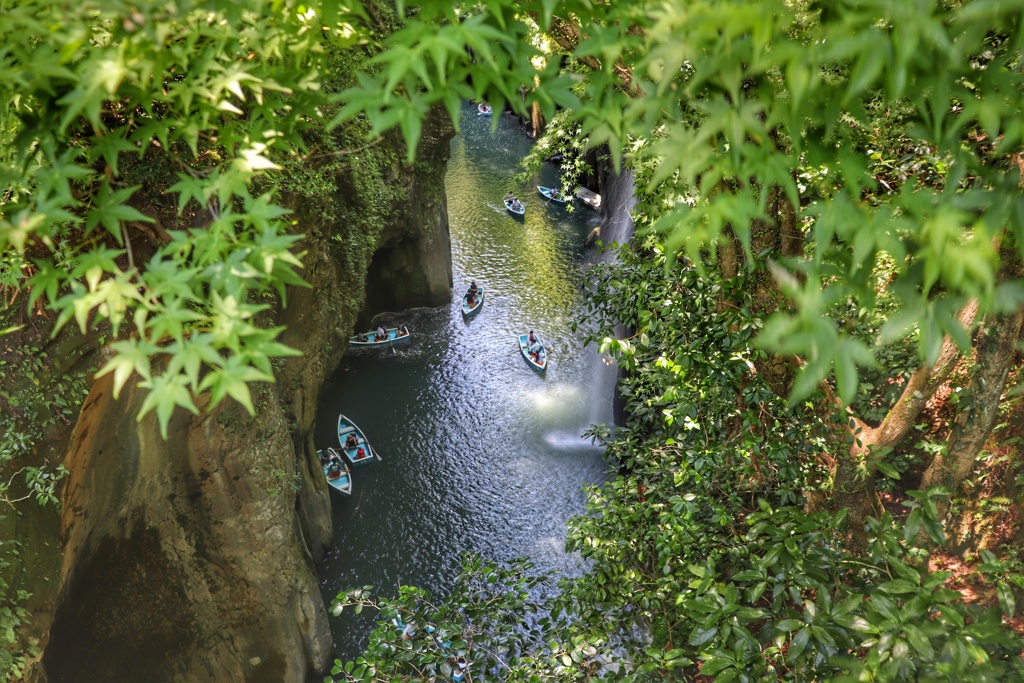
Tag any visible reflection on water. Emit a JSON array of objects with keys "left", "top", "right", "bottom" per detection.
[{"left": 315, "top": 102, "right": 613, "bottom": 661}]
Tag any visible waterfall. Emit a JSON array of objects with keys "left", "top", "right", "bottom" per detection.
[{"left": 585, "top": 166, "right": 638, "bottom": 428}]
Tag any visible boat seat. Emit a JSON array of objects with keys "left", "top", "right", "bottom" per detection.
[{"left": 338, "top": 426, "right": 356, "bottom": 435}]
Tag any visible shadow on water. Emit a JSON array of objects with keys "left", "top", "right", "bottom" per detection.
[{"left": 315, "top": 102, "right": 615, "bottom": 662}]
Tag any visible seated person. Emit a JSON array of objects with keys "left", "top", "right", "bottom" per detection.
[
  {"left": 512, "top": 199, "right": 523, "bottom": 210},
  {"left": 503, "top": 191, "right": 515, "bottom": 202},
  {"left": 468, "top": 280, "right": 478, "bottom": 296},
  {"left": 375, "top": 325, "right": 387, "bottom": 341},
  {"left": 345, "top": 433, "right": 358, "bottom": 449},
  {"left": 397, "top": 324, "right": 409, "bottom": 336},
  {"left": 528, "top": 341, "right": 543, "bottom": 361},
  {"left": 356, "top": 446, "right": 366, "bottom": 460},
  {"left": 319, "top": 450, "right": 332, "bottom": 466},
  {"left": 327, "top": 461, "right": 342, "bottom": 479}
]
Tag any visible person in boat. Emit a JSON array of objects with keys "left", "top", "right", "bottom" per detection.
[
  {"left": 468, "top": 280, "right": 478, "bottom": 297},
  {"left": 356, "top": 446, "right": 366, "bottom": 461},
  {"left": 512, "top": 198, "right": 523, "bottom": 211},
  {"left": 345, "top": 433, "right": 358, "bottom": 449},
  {"left": 396, "top": 324, "right": 409, "bottom": 337},
  {"left": 503, "top": 191, "right": 515, "bottom": 203},
  {"left": 327, "top": 460, "right": 342, "bottom": 479},
  {"left": 375, "top": 325, "right": 387, "bottom": 341},
  {"left": 319, "top": 450, "right": 332, "bottom": 466},
  {"left": 527, "top": 331, "right": 543, "bottom": 361}
]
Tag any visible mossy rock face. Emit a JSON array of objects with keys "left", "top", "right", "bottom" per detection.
[
  {"left": 282, "top": 110, "right": 456, "bottom": 328},
  {"left": 360, "top": 111, "right": 456, "bottom": 323}
]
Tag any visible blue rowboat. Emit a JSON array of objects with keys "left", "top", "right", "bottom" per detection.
[
  {"left": 318, "top": 447, "right": 352, "bottom": 495},
  {"left": 462, "top": 285, "right": 484, "bottom": 317},
  {"left": 518, "top": 333, "right": 547, "bottom": 372},
  {"left": 575, "top": 187, "right": 602, "bottom": 210},
  {"left": 537, "top": 186, "right": 570, "bottom": 204},
  {"left": 349, "top": 326, "right": 410, "bottom": 348},
  {"left": 478, "top": 103, "right": 493, "bottom": 116},
  {"left": 337, "top": 414, "right": 381, "bottom": 467},
  {"left": 503, "top": 197, "right": 525, "bottom": 215}
]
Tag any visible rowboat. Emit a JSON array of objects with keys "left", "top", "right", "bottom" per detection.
[
  {"left": 503, "top": 196, "right": 525, "bottom": 216},
  {"left": 337, "top": 414, "right": 381, "bottom": 466},
  {"left": 462, "top": 285, "right": 484, "bottom": 317},
  {"left": 478, "top": 103, "right": 493, "bottom": 116},
  {"left": 537, "top": 186, "right": 570, "bottom": 204},
  {"left": 518, "top": 333, "right": 547, "bottom": 372},
  {"left": 575, "top": 187, "right": 602, "bottom": 210},
  {"left": 318, "top": 448, "right": 352, "bottom": 495},
  {"left": 349, "top": 326, "right": 410, "bottom": 348}
]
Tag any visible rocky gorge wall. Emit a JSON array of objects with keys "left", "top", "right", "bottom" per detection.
[
  {"left": 11, "top": 115, "right": 456, "bottom": 682},
  {"left": 360, "top": 119, "right": 455, "bottom": 324}
]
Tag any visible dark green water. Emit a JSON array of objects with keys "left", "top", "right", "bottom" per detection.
[{"left": 315, "top": 102, "right": 613, "bottom": 660}]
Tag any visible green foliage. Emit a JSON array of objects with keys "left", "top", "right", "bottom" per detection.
[
  {"left": 557, "top": 242, "right": 1024, "bottom": 681},
  {"left": 0, "top": 0, "right": 379, "bottom": 435},
  {"left": 326, "top": 555, "right": 614, "bottom": 682},
  {"left": 0, "top": 347, "right": 80, "bottom": 679},
  {"left": 0, "top": 532, "right": 30, "bottom": 683},
  {"left": 581, "top": 237, "right": 827, "bottom": 502},
  {"left": 517, "top": 111, "right": 595, "bottom": 205}
]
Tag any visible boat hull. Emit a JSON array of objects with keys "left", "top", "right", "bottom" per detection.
[
  {"left": 537, "top": 186, "right": 569, "bottom": 204},
  {"left": 337, "top": 414, "right": 381, "bottom": 466},
  {"left": 462, "top": 286, "right": 484, "bottom": 317},
  {"left": 478, "top": 103, "right": 493, "bottom": 116},
  {"left": 504, "top": 199, "right": 525, "bottom": 216},
  {"left": 349, "top": 327, "right": 410, "bottom": 347},
  {"left": 319, "top": 448, "right": 352, "bottom": 495},
  {"left": 575, "top": 187, "right": 602, "bottom": 210},
  {"left": 518, "top": 334, "right": 547, "bottom": 372}
]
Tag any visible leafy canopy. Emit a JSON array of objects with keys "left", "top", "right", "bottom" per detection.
[
  {"left": 0, "top": 0, "right": 372, "bottom": 435},
  {"left": 5, "top": 0, "right": 1022, "bottom": 429},
  {"left": 339, "top": 0, "right": 1024, "bottom": 405}
]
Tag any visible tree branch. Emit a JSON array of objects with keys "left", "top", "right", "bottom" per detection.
[
  {"left": 862, "top": 299, "right": 979, "bottom": 452},
  {"left": 831, "top": 299, "right": 979, "bottom": 549}
]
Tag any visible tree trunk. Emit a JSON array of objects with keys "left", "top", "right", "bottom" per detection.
[{"left": 919, "top": 305, "right": 1024, "bottom": 504}]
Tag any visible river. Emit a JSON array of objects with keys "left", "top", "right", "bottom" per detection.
[{"left": 315, "top": 102, "right": 614, "bottom": 660}]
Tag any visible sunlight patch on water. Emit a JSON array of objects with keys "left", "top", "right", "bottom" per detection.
[{"left": 542, "top": 429, "right": 602, "bottom": 452}]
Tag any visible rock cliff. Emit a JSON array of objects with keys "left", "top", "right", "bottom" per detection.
[{"left": 20, "top": 118, "right": 455, "bottom": 682}]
